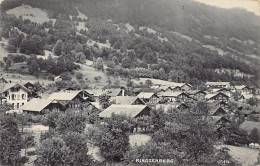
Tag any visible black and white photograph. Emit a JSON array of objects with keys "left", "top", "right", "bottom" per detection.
[{"left": 0, "top": 0, "right": 260, "bottom": 165}]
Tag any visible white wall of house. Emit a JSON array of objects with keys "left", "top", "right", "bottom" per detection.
[{"left": 5, "top": 88, "right": 28, "bottom": 109}]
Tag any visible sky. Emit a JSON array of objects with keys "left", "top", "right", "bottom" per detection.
[{"left": 193, "top": 0, "right": 260, "bottom": 16}]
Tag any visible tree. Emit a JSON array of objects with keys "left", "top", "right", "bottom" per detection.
[
  {"left": 62, "top": 132, "right": 92, "bottom": 165},
  {"left": 53, "top": 39, "right": 63, "bottom": 56},
  {"left": 0, "top": 115, "right": 23, "bottom": 165},
  {"left": 0, "top": 61, "right": 4, "bottom": 69},
  {"left": 94, "top": 76, "right": 101, "bottom": 83},
  {"left": 247, "top": 98, "right": 259, "bottom": 107},
  {"left": 56, "top": 111, "right": 87, "bottom": 134},
  {"left": 42, "top": 111, "right": 60, "bottom": 132},
  {"left": 98, "top": 94, "right": 111, "bottom": 109},
  {"left": 124, "top": 141, "right": 180, "bottom": 166},
  {"left": 94, "top": 57, "right": 103, "bottom": 70},
  {"left": 76, "top": 72, "right": 83, "bottom": 80},
  {"left": 87, "top": 114, "right": 130, "bottom": 162},
  {"left": 249, "top": 128, "right": 259, "bottom": 144},
  {"left": 22, "top": 134, "right": 35, "bottom": 156},
  {"left": 28, "top": 60, "right": 39, "bottom": 75},
  {"left": 145, "top": 79, "right": 153, "bottom": 87},
  {"left": 16, "top": 114, "right": 30, "bottom": 134},
  {"left": 5, "top": 59, "right": 12, "bottom": 71},
  {"left": 35, "top": 137, "right": 71, "bottom": 166}
]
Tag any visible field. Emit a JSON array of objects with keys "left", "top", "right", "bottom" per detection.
[
  {"left": 1, "top": 71, "right": 54, "bottom": 86},
  {"left": 227, "top": 145, "right": 259, "bottom": 166},
  {"left": 6, "top": 5, "right": 55, "bottom": 24}
]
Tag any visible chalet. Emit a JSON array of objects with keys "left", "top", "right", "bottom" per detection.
[
  {"left": 0, "top": 77, "right": 8, "bottom": 84},
  {"left": 104, "top": 88, "right": 126, "bottom": 97},
  {"left": 23, "top": 82, "right": 38, "bottom": 98},
  {"left": 48, "top": 90, "right": 94, "bottom": 109},
  {"left": 20, "top": 98, "right": 63, "bottom": 114},
  {"left": 238, "top": 94, "right": 254, "bottom": 103},
  {"left": 111, "top": 96, "right": 145, "bottom": 105},
  {"left": 0, "top": 83, "right": 30, "bottom": 109},
  {"left": 239, "top": 109, "right": 259, "bottom": 120},
  {"left": 179, "top": 83, "right": 192, "bottom": 91},
  {"left": 205, "top": 82, "right": 230, "bottom": 89},
  {"left": 208, "top": 116, "right": 230, "bottom": 129},
  {"left": 137, "top": 92, "right": 159, "bottom": 104},
  {"left": 99, "top": 105, "right": 151, "bottom": 118},
  {"left": 205, "top": 92, "right": 229, "bottom": 102},
  {"left": 208, "top": 100, "right": 230, "bottom": 111},
  {"left": 209, "top": 107, "right": 227, "bottom": 116},
  {"left": 186, "top": 90, "right": 206, "bottom": 101},
  {"left": 239, "top": 121, "right": 260, "bottom": 135},
  {"left": 23, "top": 82, "right": 35, "bottom": 91},
  {"left": 155, "top": 102, "right": 189, "bottom": 112},
  {"left": 159, "top": 92, "right": 190, "bottom": 102},
  {"left": 234, "top": 85, "right": 252, "bottom": 94}
]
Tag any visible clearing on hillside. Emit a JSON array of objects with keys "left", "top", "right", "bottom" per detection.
[{"left": 6, "top": 5, "right": 55, "bottom": 24}]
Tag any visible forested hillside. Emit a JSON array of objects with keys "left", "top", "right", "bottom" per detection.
[{"left": 1, "top": 0, "right": 259, "bottom": 86}]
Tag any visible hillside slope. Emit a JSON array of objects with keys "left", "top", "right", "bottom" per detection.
[{"left": 0, "top": 0, "right": 259, "bottom": 86}]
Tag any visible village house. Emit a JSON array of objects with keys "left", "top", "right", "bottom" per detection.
[
  {"left": 186, "top": 90, "right": 206, "bottom": 101},
  {"left": 159, "top": 91, "right": 190, "bottom": 102},
  {"left": 239, "top": 109, "right": 259, "bottom": 121},
  {"left": 104, "top": 87, "right": 126, "bottom": 97},
  {"left": 20, "top": 98, "right": 63, "bottom": 114},
  {"left": 208, "top": 100, "right": 231, "bottom": 111},
  {"left": 209, "top": 106, "right": 228, "bottom": 116},
  {"left": 111, "top": 96, "right": 145, "bottom": 105},
  {"left": 137, "top": 92, "right": 159, "bottom": 104},
  {"left": 208, "top": 116, "right": 230, "bottom": 129},
  {"left": 205, "top": 81, "right": 231, "bottom": 89},
  {"left": 155, "top": 102, "right": 189, "bottom": 112},
  {"left": 48, "top": 90, "right": 94, "bottom": 109},
  {"left": 234, "top": 85, "right": 252, "bottom": 94},
  {"left": 99, "top": 104, "right": 151, "bottom": 119},
  {"left": 238, "top": 93, "right": 254, "bottom": 103},
  {"left": 0, "top": 83, "right": 30, "bottom": 109},
  {"left": 205, "top": 92, "right": 230, "bottom": 102}
]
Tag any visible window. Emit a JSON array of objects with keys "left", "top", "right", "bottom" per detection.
[
  {"left": 22, "top": 94, "right": 26, "bottom": 99},
  {"left": 22, "top": 103, "right": 24, "bottom": 105},
  {"left": 11, "top": 94, "right": 16, "bottom": 100},
  {"left": 12, "top": 103, "right": 14, "bottom": 108},
  {"left": 17, "top": 103, "right": 19, "bottom": 108}
]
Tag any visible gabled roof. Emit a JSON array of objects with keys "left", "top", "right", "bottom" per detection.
[
  {"left": 208, "top": 116, "right": 230, "bottom": 124},
  {"left": 99, "top": 105, "right": 149, "bottom": 118},
  {"left": 205, "top": 92, "right": 229, "bottom": 99},
  {"left": 205, "top": 82, "right": 230, "bottom": 86},
  {"left": 1, "top": 83, "right": 30, "bottom": 93},
  {"left": 234, "top": 85, "right": 248, "bottom": 90},
  {"left": 209, "top": 107, "right": 227, "bottom": 116},
  {"left": 23, "top": 82, "right": 35, "bottom": 87},
  {"left": 156, "top": 102, "right": 189, "bottom": 112},
  {"left": 0, "top": 77, "right": 8, "bottom": 83},
  {"left": 208, "top": 100, "right": 229, "bottom": 107},
  {"left": 159, "top": 91, "right": 186, "bottom": 97},
  {"left": 186, "top": 90, "right": 206, "bottom": 95},
  {"left": 48, "top": 91, "right": 82, "bottom": 100},
  {"left": 104, "top": 88, "right": 122, "bottom": 97},
  {"left": 137, "top": 92, "right": 158, "bottom": 99},
  {"left": 240, "top": 94, "right": 254, "bottom": 99},
  {"left": 239, "top": 121, "right": 260, "bottom": 133},
  {"left": 20, "top": 98, "right": 58, "bottom": 112},
  {"left": 112, "top": 96, "right": 145, "bottom": 105}
]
